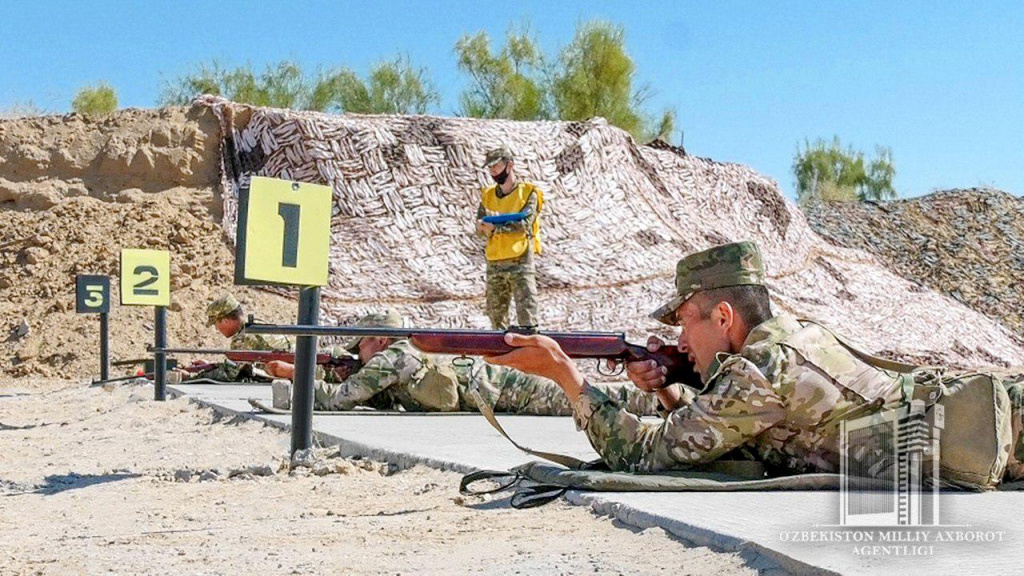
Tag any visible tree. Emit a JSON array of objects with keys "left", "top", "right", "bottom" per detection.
[
  {"left": 550, "top": 20, "right": 673, "bottom": 141},
  {"left": 793, "top": 137, "right": 897, "bottom": 204},
  {"left": 159, "top": 60, "right": 309, "bottom": 109},
  {"left": 72, "top": 82, "right": 118, "bottom": 116},
  {"left": 160, "top": 56, "right": 438, "bottom": 115},
  {"left": 158, "top": 61, "right": 226, "bottom": 106},
  {"left": 455, "top": 25, "right": 548, "bottom": 120},
  {"left": 314, "top": 56, "right": 439, "bottom": 115}
]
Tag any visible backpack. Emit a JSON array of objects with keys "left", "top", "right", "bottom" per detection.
[{"left": 803, "top": 321, "right": 1013, "bottom": 490}]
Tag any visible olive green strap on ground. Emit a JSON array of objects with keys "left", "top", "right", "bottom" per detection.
[{"left": 468, "top": 390, "right": 591, "bottom": 470}]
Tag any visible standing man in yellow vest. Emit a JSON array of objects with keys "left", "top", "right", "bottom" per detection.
[{"left": 476, "top": 146, "right": 544, "bottom": 330}]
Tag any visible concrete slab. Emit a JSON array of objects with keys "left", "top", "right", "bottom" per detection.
[{"left": 170, "top": 382, "right": 1024, "bottom": 575}]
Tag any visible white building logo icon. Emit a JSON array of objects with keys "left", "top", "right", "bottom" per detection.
[{"left": 840, "top": 400, "right": 944, "bottom": 527}]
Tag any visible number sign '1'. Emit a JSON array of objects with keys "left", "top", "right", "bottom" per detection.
[
  {"left": 120, "top": 249, "right": 171, "bottom": 306},
  {"left": 236, "top": 176, "right": 332, "bottom": 286},
  {"left": 75, "top": 275, "right": 110, "bottom": 314}
]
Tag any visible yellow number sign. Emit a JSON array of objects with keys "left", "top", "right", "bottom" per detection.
[
  {"left": 237, "top": 176, "right": 332, "bottom": 286},
  {"left": 120, "top": 249, "right": 171, "bottom": 306}
]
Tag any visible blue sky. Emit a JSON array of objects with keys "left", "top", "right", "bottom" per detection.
[{"left": 1, "top": 1, "right": 1021, "bottom": 199}]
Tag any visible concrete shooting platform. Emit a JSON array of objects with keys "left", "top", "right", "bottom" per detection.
[{"left": 170, "top": 382, "right": 1024, "bottom": 575}]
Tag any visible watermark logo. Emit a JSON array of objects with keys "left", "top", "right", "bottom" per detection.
[
  {"left": 839, "top": 399, "right": 943, "bottom": 527},
  {"left": 777, "top": 398, "right": 1008, "bottom": 559}
]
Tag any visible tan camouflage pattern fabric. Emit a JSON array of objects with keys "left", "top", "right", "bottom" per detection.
[
  {"left": 572, "top": 315, "right": 905, "bottom": 473},
  {"left": 229, "top": 332, "right": 293, "bottom": 352},
  {"left": 484, "top": 146, "right": 513, "bottom": 167},
  {"left": 206, "top": 294, "right": 242, "bottom": 326},
  {"left": 339, "top": 308, "right": 403, "bottom": 352},
  {"left": 459, "top": 362, "right": 658, "bottom": 417},
  {"left": 315, "top": 339, "right": 658, "bottom": 416},
  {"left": 988, "top": 370, "right": 1024, "bottom": 480},
  {"left": 651, "top": 241, "right": 766, "bottom": 325},
  {"left": 484, "top": 258, "right": 538, "bottom": 330}
]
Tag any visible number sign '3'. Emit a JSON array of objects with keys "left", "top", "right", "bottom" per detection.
[
  {"left": 75, "top": 275, "right": 110, "bottom": 314},
  {"left": 120, "top": 249, "right": 171, "bottom": 306},
  {"left": 236, "top": 176, "right": 331, "bottom": 286}
]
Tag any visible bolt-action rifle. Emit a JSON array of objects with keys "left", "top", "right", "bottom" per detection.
[
  {"left": 241, "top": 319, "right": 701, "bottom": 389},
  {"left": 146, "top": 347, "right": 363, "bottom": 379}
]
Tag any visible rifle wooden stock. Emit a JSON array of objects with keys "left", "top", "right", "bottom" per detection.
[
  {"left": 243, "top": 323, "right": 702, "bottom": 389},
  {"left": 148, "top": 347, "right": 359, "bottom": 368}
]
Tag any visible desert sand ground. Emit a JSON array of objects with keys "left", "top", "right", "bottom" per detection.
[{"left": 0, "top": 379, "right": 760, "bottom": 575}]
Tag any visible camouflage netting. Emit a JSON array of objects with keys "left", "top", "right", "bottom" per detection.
[
  {"left": 806, "top": 188, "right": 1024, "bottom": 338},
  {"left": 199, "top": 97, "right": 1024, "bottom": 369}
]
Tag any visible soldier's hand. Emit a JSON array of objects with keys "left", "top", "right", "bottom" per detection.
[
  {"left": 330, "top": 365, "right": 353, "bottom": 381},
  {"left": 485, "top": 333, "right": 583, "bottom": 393},
  {"left": 623, "top": 336, "right": 670, "bottom": 393},
  {"left": 478, "top": 220, "right": 496, "bottom": 236},
  {"left": 266, "top": 360, "right": 295, "bottom": 379}
]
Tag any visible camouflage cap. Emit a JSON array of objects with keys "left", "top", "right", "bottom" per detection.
[
  {"left": 483, "top": 146, "right": 513, "bottom": 167},
  {"left": 206, "top": 294, "right": 242, "bottom": 326},
  {"left": 650, "top": 241, "right": 766, "bottom": 325},
  {"left": 341, "top": 308, "right": 404, "bottom": 352}
]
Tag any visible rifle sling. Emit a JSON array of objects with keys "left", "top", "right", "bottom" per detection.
[{"left": 468, "top": 390, "right": 590, "bottom": 470}]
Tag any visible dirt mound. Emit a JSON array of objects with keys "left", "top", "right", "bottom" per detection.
[
  {"left": 0, "top": 107, "right": 296, "bottom": 379},
  {"left": 0, "top": 106, "right": 220, "bottom": 211},
  {"left": 806, "top": 188, "right": 1024, "bottom": 336},
  {"left": 0, "top": 194, "right": 298, "bottom": 379}
]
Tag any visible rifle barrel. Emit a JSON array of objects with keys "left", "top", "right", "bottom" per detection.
[
  {"left": 243, "top": 323, "right": 621, "bottom": 340},
  {"left": 149, "top": 347, "right": 269, "bottom": 355}
]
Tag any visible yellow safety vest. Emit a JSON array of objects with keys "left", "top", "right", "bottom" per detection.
[{"left": 480, "top": 182, "right": 543, "bottom": 261}]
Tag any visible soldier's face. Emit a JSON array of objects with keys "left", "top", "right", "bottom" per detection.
[
  {"left": 674, "top": 300, "right": 731, "bottom": 377},
  {"left": 215, "top": 317, "right": 242, "bottom": 338},
  {"left": 357, "top": 336, "right": 390, "bottom": 363},
  {"left": 489, "top": 160, "right": 512, "bottom": 184}
]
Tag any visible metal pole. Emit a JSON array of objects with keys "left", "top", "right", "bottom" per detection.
[
  {"left": 291, "top": 286, "right": 321, "bottom": 455},
  {"left": 99, "top": 312, "right": 110, "bottom": 382},
  {"left": 154, "top": 306, "right": 167, "bottom": 401}
]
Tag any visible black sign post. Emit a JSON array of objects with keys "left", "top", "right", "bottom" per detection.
[
  {"left": 234, "top": 177, "right": 333, "bottom": 456},
  {"left": 154, "top": 306, "right": 168, "bottom": 401},
  {"left": 291, "top": 286, "right": 321, "bottom": 454},
  {"left": 75, "top": 275, "right": 111, "bottom": 381},
  {"left": 120, "top": 249, "right": 171, "bottom": 401}
]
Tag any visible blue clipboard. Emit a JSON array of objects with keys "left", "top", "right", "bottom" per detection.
[{"left": 482, "top": 211, "right": 528, "bottom": 224}]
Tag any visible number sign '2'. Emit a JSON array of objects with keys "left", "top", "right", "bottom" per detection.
[
  {"left": 120, "top": 249, "right": 171, "bottom": 306},
  {"left": 235, "top": 176, "right": 331, "bottom": 286},
  {"left": 75, "top": 275, "right": 110, "bottom": 314}
]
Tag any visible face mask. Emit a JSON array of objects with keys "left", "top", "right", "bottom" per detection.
[{"left": 492, "top": 165, "right": 509, "bottom": 185}]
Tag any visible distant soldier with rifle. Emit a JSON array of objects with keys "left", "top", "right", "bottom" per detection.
[
  {"left": 267, "top": 309, "right": 659, "bottom": 416},
  {"left": 179, "top": 294, "right": 294, "bottom": 382}
]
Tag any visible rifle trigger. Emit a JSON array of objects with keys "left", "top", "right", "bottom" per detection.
[
  {"left": 452, "top": 355, "right": 475, "bottom": 371},
  {"left": 596, "top": 359, "right": 624, "bottom": 377}
]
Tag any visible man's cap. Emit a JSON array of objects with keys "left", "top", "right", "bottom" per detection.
[
  {"left": 483, "top": 146, "right": 513, "bottom": 167},
  {"left": 341, "top": 308, "right": 404, "bottom": 351},
  {"left": 650, "top": 241, "right": 766, "bottom": 325},
  {"left": 206, "top": 294, "right": 242, "bottom": 326}
]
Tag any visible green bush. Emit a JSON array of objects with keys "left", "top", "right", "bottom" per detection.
[{"left": 72, "top": 83, "right": 118, "bottom": 116}]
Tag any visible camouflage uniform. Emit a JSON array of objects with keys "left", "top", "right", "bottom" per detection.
[
  {"left": 188, "top": 294, "right": 293, "bottom": 382},
  {"left": 315, "top": 309, "right": 656, "bottom": 414},
  {"left": 315, "top": 338, "right": 658, "bottom": 416},
  {"left": 478, "top": 147, "right": 540, "bottom": 330},
  {"left": 571, "top": 242, "right": 904, "bottom": 473}
]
